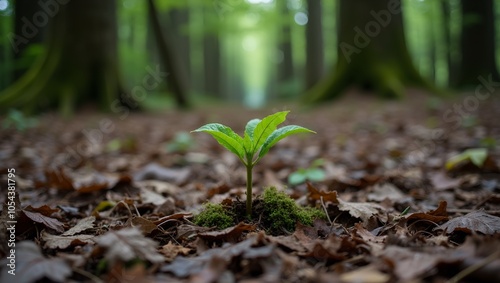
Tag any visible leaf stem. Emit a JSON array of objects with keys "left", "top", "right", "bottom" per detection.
[{"left": 246, "top": 164, "right": 253, "bottom": 217}]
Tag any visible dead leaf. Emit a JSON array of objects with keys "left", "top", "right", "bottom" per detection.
[
  {"left": 0, "top": 241, "right": 71, "bottom": 283},
  {"left": 24, "top": 205, "right": 59, "bottom": 216},
  {"left": 45, "top": 168, "right": 130, "bottom": 193},
  {"left": 198, "top": 222, "right": 256, "bottom": 242},
  {"left": 407, "top": 201, "right": 449, "bottom": 226},
  {"left": 21, "top": 210, "right": 65, "bottom": 233},
  {"left": 133, "top": 163, "right": 191, "bottom": 185},
  {"left": 367, "top": 183, "right": 405, "bottom": 202},
  {"left": 139, "top": 187, "right": 166, "bottom": 205},
  {"left": 307, "top": 182, "right": 339, "bottom": 203},
  {"left": 160, "top": 241, "right": 192, "bottom": 262},
  {"left": 429, "top": 171, "right": 461, "bottom": 190},
  {"left": 62, "top": 216, "right": 95, "bottom": 236},
  {"left": 95, "top": 227, "right": 164, "bottom": 264},
  {"left": 435, "top": 210, "right": 500, "bottom": 235},
  {"left": 42, "top": 230, "right": 94, "bottom": 249},
  {"left": 127, "top": 216, "right": 158, "bottom": 234},
  {"left": 337, "top": 199, "right": 384, "bottom": 223}
]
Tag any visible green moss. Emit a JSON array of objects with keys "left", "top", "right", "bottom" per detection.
[
  {"left": 262, "top": 187, "right": 325, "bottom": 234},
  {"left": 194, "top": 203, "right": 234, "bottom": 229}
]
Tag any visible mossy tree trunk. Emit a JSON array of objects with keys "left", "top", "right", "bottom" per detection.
[
  {"left": 0, "top": 0, "right": 124, "bottom": 114},
  {"left": 457, "top": 0, "right": 499, "bottom": 87},
  {"left": 305, "top": 0, "right": 432, "bottom": 102}
]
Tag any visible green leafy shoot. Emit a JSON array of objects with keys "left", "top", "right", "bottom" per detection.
[
  {"left": 445, "top": 148, "right": 488, "bottom": 171},
  {"left": 191, "top": 111, "right": 315, "bottom": 216}
]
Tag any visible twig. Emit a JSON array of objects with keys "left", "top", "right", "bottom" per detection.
[
  {"left": 320, "top": 196, "right": 333, "bottom": 226},
  {"left": 446, "top": 250, "right": 500, "bottom": 283}
]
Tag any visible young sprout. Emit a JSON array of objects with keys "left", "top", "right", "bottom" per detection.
[{"left": 192, "top": 111, "right": 315, "bottom": 216}]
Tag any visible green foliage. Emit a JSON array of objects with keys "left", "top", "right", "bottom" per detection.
[
  {"left": 2, "top": 109, "right": 37, "bottom": 132},
  {"left": 288, "top": 159, "right": 326, "bottom": 185},
  {"left": 480, "top": 137, "right": 497, "bottom": 149},
  {"left": 192, "top": 111, "right": 315, "bottom": 216},
  {"left": 446, "top": 148, "right": 488, "bottom": 170},
  {"left": 262, "top": 187, "right": 325, "bottom": 234},
  {"left": 194, "top": 203, "right": 234, "bottom": 230},
  {"left": 166, "top": 132, "right": 196, "bottom": 153}
]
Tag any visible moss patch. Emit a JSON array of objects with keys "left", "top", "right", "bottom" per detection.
[
  {"left": 193, "top": 203, "right": 234, "bottom": 229},
  {"left": 194, "top": 187, "right": 325, "bottom": 235},
  {"left": 261, "top": 187, "right": 325, "bottom": 234}
]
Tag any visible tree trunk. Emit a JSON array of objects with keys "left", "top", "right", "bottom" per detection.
[
  {"left": 12, "top": 0, "right": 46, "bottom": 80},
  {"left": 147, "top": 0, "right": 190, "bottom": 108},
  {"left": 0, "top": 0, "right": 124, "bottom": 114},
  {"left": 203, "top": 33, "right": 221, "bottom": 97},
  {"left": 457, "top": 0, "right": 499, "bottom": 87},
  {"left": 276, "top": 0, "right": 294, "bottom": 98},
  {"left": 305, "top": 0, "right": 324, "bottom": 90},
  {"left": 306, "top": 0, "right": 433, "bottom": 102}
]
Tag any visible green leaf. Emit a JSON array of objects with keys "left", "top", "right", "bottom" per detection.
[
  {"left": 445, "top": 148, "right": 488, "bottom": 170},
  {"left": 243, "top": 119, "right": 260, "bottom": 153},
  {"left": 252, "top": 111, "right": 289, "bottom": 153},
  {"left": 259, "top": 125, "right": 315, "bottom": 158},
  {"left": 306, "top": 168, "right": 326, "bottom": 182},
  {"left": 191, "top": 123, "right": 245, "bottom": 160},
  {"left": 288, "top": 171, "right": 307, "bottom": 185}
]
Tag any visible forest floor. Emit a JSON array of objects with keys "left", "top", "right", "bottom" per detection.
[{"left": 1, "top": 90, "right": 500, "bottom": 283}]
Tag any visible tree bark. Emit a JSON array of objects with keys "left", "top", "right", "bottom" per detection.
[
  {"left": 305, "top": 0, "right": 433, "bottom": 102},
  {"left": 276, "top": 0, "right": 294, "bottom": 97},
  {"left": 457, "top": 0, "right": 499, "bottom": 87},
  {"left": 147, "top": 0, "right": 190, "bottom": 108},
  {"left": 0, "top": 0, "right": 124, "bottom": 114},
  {"left": 305, "top": 0, "right": 324, "bottom": 90}
]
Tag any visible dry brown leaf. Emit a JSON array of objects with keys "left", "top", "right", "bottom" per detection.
[
  {"left": 24, "top": 205, "right": 59, "bottom": 216},
  {"left": 337, "top": 199, "right": 384, "bottom": 223},
  {"left": 45, "top": 168, "right": 130, "bottom": 193},
  {"left": 198, "top": 222, "right": 256, "bottom": 242},
  {"left": 21, "top": 210, "right": 65, "bottom": 233},
  {"left": 128, "top": 216, "right": 158, "bottom": 234},
  {"left": 160, "top": 241, "right": 192, "bottom": 262},
  {"left": 62, "top": 216, "right": 95, "bottom": 236},
  {"left": 435, "top": 210, "right": 500, "bottom": 234},
  {"left": 42, "top": 230, "right": 94, "bottom": 249},
  {"left": 95, "top": 227, "right": 164, "bottom": 264},
  {"left": 367, "top": 183, "right": 405, "bottom": 202},
  {"left": 133, "top": 163, "right": 191, "bottom": 185},
  {"left": 0, "top": 241, "right": 71, "bottom": 283},
  {"left": 407, "top": 201, "right": 449, "bottom": 225},
  {"left": 306, "top": 182, "right": 339, "bottom": 203}
]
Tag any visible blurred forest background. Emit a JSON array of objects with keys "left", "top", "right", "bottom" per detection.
[{"left": 0, "top": 0, "right": 499, "bottom": 114}]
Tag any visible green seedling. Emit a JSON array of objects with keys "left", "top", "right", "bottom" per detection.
[
  {"left": 166, "top": 131, "right": 196, "bottom": 153},
  {"left": 445, "top": 148, "right": 488, "bottom": 171},
  {"left": 2, "top": 109, "right": 38, "bottom": 132},
  {"left": 288, "top": 158, "right": 326, "bottom": 185},
  {"left": 192, "top": 111, "right": 315, "bottom": 216}
]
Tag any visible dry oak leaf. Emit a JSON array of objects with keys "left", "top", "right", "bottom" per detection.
[
  {"left": 435, "top": 210, "right": 500, "bottom": 234},
  {"left": 42, "top": 230, "right": 95, "bottom": 249},
  {"left": 340, "top": 265, "right": 390, "bottom": 283},
  {"left": 62, "top": 216, "right": 95, "bottom": 236},
  {"left": 407, "top": 200, "right": 449, "bottom": 224},
  {"left": 95, "top": 227, "right": 164, "bottom": 264},
  {"left": 306, "top": 182, "right": 339, "bottom": 203},
  {"left": 0, "top": 241, "right": 71, "bottom": 283},
  {"left": 160, "top": 241, "right": 192, "bottom": 262}
]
